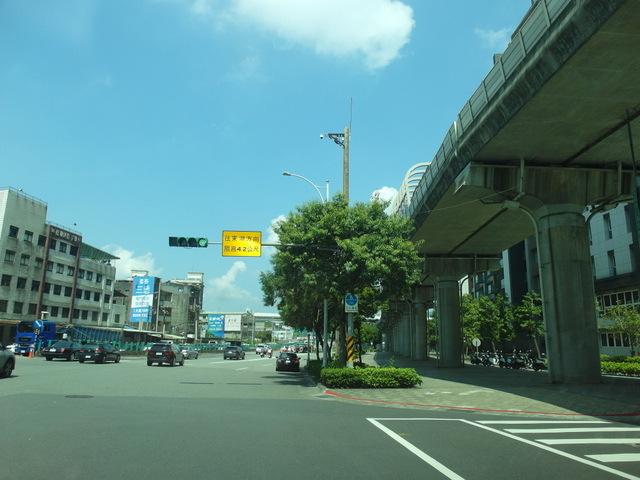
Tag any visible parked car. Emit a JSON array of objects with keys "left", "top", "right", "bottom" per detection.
[
  {"left": 78, "top": 343, "right": 121, "bottom": 364},
  {"left": 0, "top": 343, "right": 15, "bottom": 378},
  {"left": 147, "top": 343, "right": 185, "bottom": 366},
  {"left": 223, "top": 346, "right": 245, "bottom": 360},
  {"left": 181, "top": 346, "right": 199, "bottom": 359},
  {"left": 42, "top": 341, "right": 83, "bottom": 361},
  {"left": 276, "top": 352, "right": 300, "bottom": 372}
]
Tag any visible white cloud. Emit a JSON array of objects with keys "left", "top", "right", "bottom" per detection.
[
  {"left": 189, "top": 0, "right": 414, "bottom": 70},
  {"left": 102, "top": 245, "right": 163, "bottom": 279},
  {"left": 372, "top": 186, "right": 397, "bottom": 203},
  {"left": 207, "top": 261, "right": 256, "bottom": 303},
  {"left": 474, "top": 27, "right": 512, "bottom": 51}
]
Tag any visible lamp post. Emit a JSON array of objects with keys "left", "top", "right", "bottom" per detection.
[
  {"left": 320, "top": 126, "right": 350, "bottom": 203},
  {"left": 282, "top": 171, "right": 331, "bottom": 367},
  {"left": 282, "top": 172, "right": 329, "bottom": 203}
]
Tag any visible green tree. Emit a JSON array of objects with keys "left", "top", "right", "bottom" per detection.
[
  {"left": 602, "top": 303, "right": 640, "bottom": 356},
  {"left": 514, "top": 291, "right": 544, "bottom": 357},
  {"left": 260, "top": 197, "right": 421, "bottom": 365}
]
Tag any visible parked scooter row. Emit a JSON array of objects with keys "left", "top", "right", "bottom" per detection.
[{"left": 470, "top": 351, "right": 547, "bottom": 371}]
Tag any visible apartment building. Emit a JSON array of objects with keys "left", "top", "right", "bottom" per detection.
[{"left": 0, "top": 188, "right": 119, "bottom": 344}]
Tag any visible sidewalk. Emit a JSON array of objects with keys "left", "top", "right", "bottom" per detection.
[{"left": 319, "top": 351, "right": 640, "bottom": 420}]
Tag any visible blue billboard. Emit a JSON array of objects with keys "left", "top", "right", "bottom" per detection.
[
  {"left": 130, "top": 276, "right": 154, "bottom": 324},
  {"left": 207, "top": 314, "right": 224, "bottom": 338}
]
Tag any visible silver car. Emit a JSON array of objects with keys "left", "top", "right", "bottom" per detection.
[
  {"left": 0, "top": 343, "right": 16, "bottom": 378},
  {"left": 181, "top": 346, "right": 199, "bottom": 359}
]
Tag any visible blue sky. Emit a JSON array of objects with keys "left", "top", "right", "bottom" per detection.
[{"left": 0, "top": 0, "right": 532, "bottom": 313}]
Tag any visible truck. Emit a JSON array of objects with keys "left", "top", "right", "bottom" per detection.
[{"left": 14, "top": 320, "right": 57, "bottom": 356}]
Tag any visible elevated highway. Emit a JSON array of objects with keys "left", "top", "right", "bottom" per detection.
[{"left": 388, "top": 0, "right": 640, "bottom": 383}]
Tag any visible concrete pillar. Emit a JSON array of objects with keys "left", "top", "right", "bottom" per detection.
[
  {"left": 534, "top": 204, "right": 602, "bottom": 383},
  {"left": 412, "top": 285, "right": 433, "bottom": 360},
  {"left": 424, "top": 258, "right": 501, "bottom": 368},
  {"left": 437, "top": 277, "right": 463, "bottom": 367}
]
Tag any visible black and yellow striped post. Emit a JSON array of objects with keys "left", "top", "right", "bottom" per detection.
[{"left": 346, "top": 335, "right": 355, "bottom": 364}]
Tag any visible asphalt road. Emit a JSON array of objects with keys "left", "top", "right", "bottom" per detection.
[{"left": 2, "top": 354, "right": 640, "bottom": 480}]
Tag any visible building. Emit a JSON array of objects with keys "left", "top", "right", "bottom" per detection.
[
  {"left": 199, "top": 310, "right": 285, "bottom": 343},
  {"left": 0, "top": 188, "right": 119, "bottom": 344},
  {"left": 114, "top": 272, "right": 204, "bottom": 343}
]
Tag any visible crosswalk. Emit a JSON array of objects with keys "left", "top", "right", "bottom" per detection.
[
  {"left": 369, "top": 417, "right": 640, "bottom": 480},
  {"left": 476, "top": 419, "right": 640, "bottom": 478}
]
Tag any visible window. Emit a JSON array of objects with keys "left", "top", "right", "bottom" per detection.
[
  {"left": 8, "top": 225, "right": 18, "bottom": 238},
  {"left": 28, "top": 303, "right": 37, "bottom": 315},
  {"left": 4, "top": 250, "right": 15, "bottom": 263},
  {"left": 20, "top": 254, "right": 30, "bottom": 266},
  {"left": 91, "top": 311, "right": 98, "bottom": 322},
  {"left": 1, "top": 275, "right": 11, "bottom": 287},
  {"left": 51, "top": 306, "right": 59, "bottom": 317},
  {"left": 43, "top": 282, "right": 51, "bottom": 293},
  {"left": 84, "top": 290, "right": 91, "bottom": 300},
  {"left": 38, "top": 235, "right": 46, "bottom": 246},
  {"left": 16, "top": 277, "right": 26, "bottom": 289},
  {"left": 46, "top": 261, "right": 53, "bottom": 272},
  {"left": 67, "top": 266, "right": 75, "bottom": 276},
  {"left": 31, "top": 280, "right": 40, "bottom": 292},
  {"left": 94, "top": 292, "right": 100, "bottom": 302},
  {"left": 49, "top": 239, "right": 57, "bottom": 250},
  {"left": 73, "top": 309, "right": 80, "bottom": 320},
  {"left": 96, "top": 273, "right": 102, "bottom": 283},
  {"left": 70, "top": 245, "right": 78, "bottom": 256},
  {"left": 59, "top": 242, "right": 67, "bottom": 253},
  {"left": 53, "top": 284, "right": 62, "bottom": 295},
  {"left": 64, "top": 286, "right": 72, "bottom": 297},
  {"left": 0, "top": 300, "right": 7, "bottom": 312},
  {"left": 56, "top": 263, "right": 64, "bottom": 274},
  {"left": 608, "top": 250, "right": 617, "bottom": 276},
  {"left": 625, "top": 204, "right": 634, "bottom": 233},
  {"left": 104, "top": 294, "right": 111, "bottom": 304},
  {"left": 62, "top": 307, "right": 70, "bottom": 318},
  {"left": 13, "top": 302, "right": 23, "bottom": 314},
  {"left": 114, "top": 313, "right": 120, "bottom": 324},
  {"left": 77, "top": 269, "right": 84, "bottom": 279},
  {"left": 35, "top": 257, "right": 43, "bottom": 268},
  {"left": 86, "top": 271, "right": 93, "bottom": 281},
  {"left": 604, "top": 213, "right": 613, "bottom": 240},
  {"left": 24, "top": 230, "right": 33, "bottom": 242},
  {"left": 75, "top": 289, "right": 82, "bottom": 299},
  {"left": 106, "top": 279, "right": 112, "bottom": 286}
]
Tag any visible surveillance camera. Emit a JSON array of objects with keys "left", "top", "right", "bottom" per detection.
[{"left": 319, "top": 134, "right": 324, "bottom": 139}]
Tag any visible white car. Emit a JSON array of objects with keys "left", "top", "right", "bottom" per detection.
[
  {"left": 0, "top": 343, "right": 16, "bottom": 378},
  {"left": 255, "top": 344, "right": 267, "bottom": 355}
]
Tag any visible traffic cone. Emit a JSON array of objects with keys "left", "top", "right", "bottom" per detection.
[{"left": 28, "top": 347, "right": 34, "bottom": 358}]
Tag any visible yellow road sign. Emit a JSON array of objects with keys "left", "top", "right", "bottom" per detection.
[{"left": 222, "top": 231, "right": 262, "bottom": 257}]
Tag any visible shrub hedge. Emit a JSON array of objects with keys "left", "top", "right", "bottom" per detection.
[{"left": 320, "top": 366, "right": 422, "bottom": 388}]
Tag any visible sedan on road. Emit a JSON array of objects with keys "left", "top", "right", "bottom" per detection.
[
  {"left": 0, "top": 342, "right": 15, "bottom": 378},
  {"left": 223, "top": 346, "right": 245, "bottom": 360},
  {"left": 78, "top": 343, "right": 121, "bottom": 364},
  {"left": 181, "top": 346, "right": 199, "bottom": 359},
  {"left": 276, "top": 353, "right": 300, "bottom": 372},
  {"left": 42, "top": 341, "right": 83, "bottom": 361}
]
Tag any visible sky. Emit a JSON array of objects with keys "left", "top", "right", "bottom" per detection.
[{"left": 0, "top": 0, "right": 534, "bottom": 313}]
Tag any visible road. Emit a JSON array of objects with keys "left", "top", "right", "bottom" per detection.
[{"left": 2, "top": 353, "right": 640, "bottom": 480}]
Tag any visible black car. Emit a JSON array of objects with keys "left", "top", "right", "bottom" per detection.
[
  {"left": 276, "top": 352, "right": 300, "bottom": 372},
  {"left": 223, "top": 346, "right": 245, "bottom": 360},
  {"left": 147, "top": 343, "right": 185, "bottom": 366},
  {"left": 42, "top": 341, "right": 82, "bottom": 361},
  {"left": 78, "top": 343, "right": 121, "bottom": 364}
]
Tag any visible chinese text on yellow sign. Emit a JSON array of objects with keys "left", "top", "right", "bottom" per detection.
[{"left": 222, "top": 231, "right": 262, "bottom": 257}]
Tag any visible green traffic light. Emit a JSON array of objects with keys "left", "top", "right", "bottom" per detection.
[{"left": 169, "top": 236, "right": 208, "bottom": 248}]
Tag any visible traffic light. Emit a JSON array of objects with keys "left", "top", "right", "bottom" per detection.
[{"left": 168, "top": 237, "right": 208, "bottom": 248}]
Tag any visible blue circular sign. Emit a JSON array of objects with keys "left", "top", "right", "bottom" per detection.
[{"left": 345, "top": 294, "right": 358, "bottom": 306}]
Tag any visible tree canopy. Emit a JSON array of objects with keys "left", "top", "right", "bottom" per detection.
[{"left": 260, "top": 197, "right": 421, "bottom": 360}]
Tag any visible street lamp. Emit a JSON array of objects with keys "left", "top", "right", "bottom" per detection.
[
  {"left": 282, "top": 171, "right": 331, "bottom": 367},
  {"left": 282, "top": 172, "right": 329, "bottom": 203},
  {"left": 320, "top": 126, "right": 350, "bottom": 203}
]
